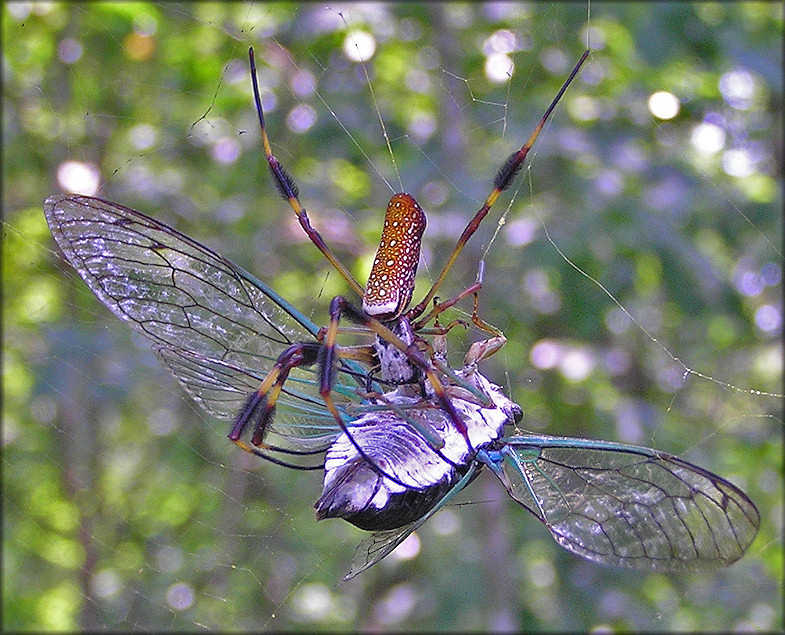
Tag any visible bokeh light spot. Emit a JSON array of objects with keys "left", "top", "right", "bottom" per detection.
[
  {"left": 56, "top": 161, "right": 100, "bottom": 195},
  {"left": 648, "top": 91, "right": 680, "bottom": 120},
  {"left": 343, "top": 31, "right": 376, "bottom": 62},
  {"left": 485, "top": 53, "right": 514, "bottom": 83}
]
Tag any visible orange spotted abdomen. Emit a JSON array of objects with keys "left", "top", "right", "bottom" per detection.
[{"left": 363, "top": 193, "right": 426, "bottom": 320}]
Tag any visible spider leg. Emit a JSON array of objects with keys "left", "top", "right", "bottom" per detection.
[
  {"left": 229, "top": 341, "right": 321, "bottom": 446},
  {"left": 227, "top": 343, "right": 328, "bottom": 470},
  {"left": 412, "top": 280, "right": 482, "bottom": 332},
  {"left": 230, "top": 441, "right": 326, "bottom": 471},
  {"left": 230, "top": 298, "right": 456, "bottom": 487},
  {"left": 248, "top": 47, "right": 364, "bottom": 298},
  {"left": 464, "top": 269, "right": 508, "bottom": 366},
  {"left": 408, "top": 260, "right": 505, "bottom": 407},
  {"left": 227, "top": 338, "right": 411, "bottom": 484},
  {"left": 325, "top": 298, "right": 446, "bottom": 448},
  {"left": 331, "top": 296, "right": 475, "bottom": 455},
  {"left": 416, "top": 260, "right": 503, "bottom": 337},
  {"left": 406, "top": 49, "right": 590, "bottom": 322}
]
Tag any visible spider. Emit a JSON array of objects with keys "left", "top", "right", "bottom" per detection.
[{"left": 229, "top": 47, "right": 591, "bottom": 488}]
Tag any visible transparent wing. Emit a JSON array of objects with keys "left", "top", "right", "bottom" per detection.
[
  {"left": 490, "top": 435, "right": 760, "bottom": 570},
  {"left": 343, "top": 463, "right": 479, "bottom": 581},
  {"left": 44, "top": 195, "right": 361, "bottom": 438}
]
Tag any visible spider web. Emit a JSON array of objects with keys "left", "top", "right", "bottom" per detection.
[{"left": 3, "top": 1, "right": 782, "bottom": 631}]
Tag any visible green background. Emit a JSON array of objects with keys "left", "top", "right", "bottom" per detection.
[{"left": 3, "top": 2, "right": 782, "bottom": 631}]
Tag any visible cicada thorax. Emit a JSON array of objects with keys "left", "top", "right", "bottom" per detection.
[{"left": 315, "top": 368, "right": 521, "bottom": 531}]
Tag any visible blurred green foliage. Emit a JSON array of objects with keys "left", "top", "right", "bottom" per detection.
[{"left": 3, "top": 2, "right": 782, "bottom": 631}]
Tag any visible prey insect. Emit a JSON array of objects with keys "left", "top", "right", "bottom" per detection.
[{"left": 44, "top": 46, "right": 759, "bottom": 579}]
